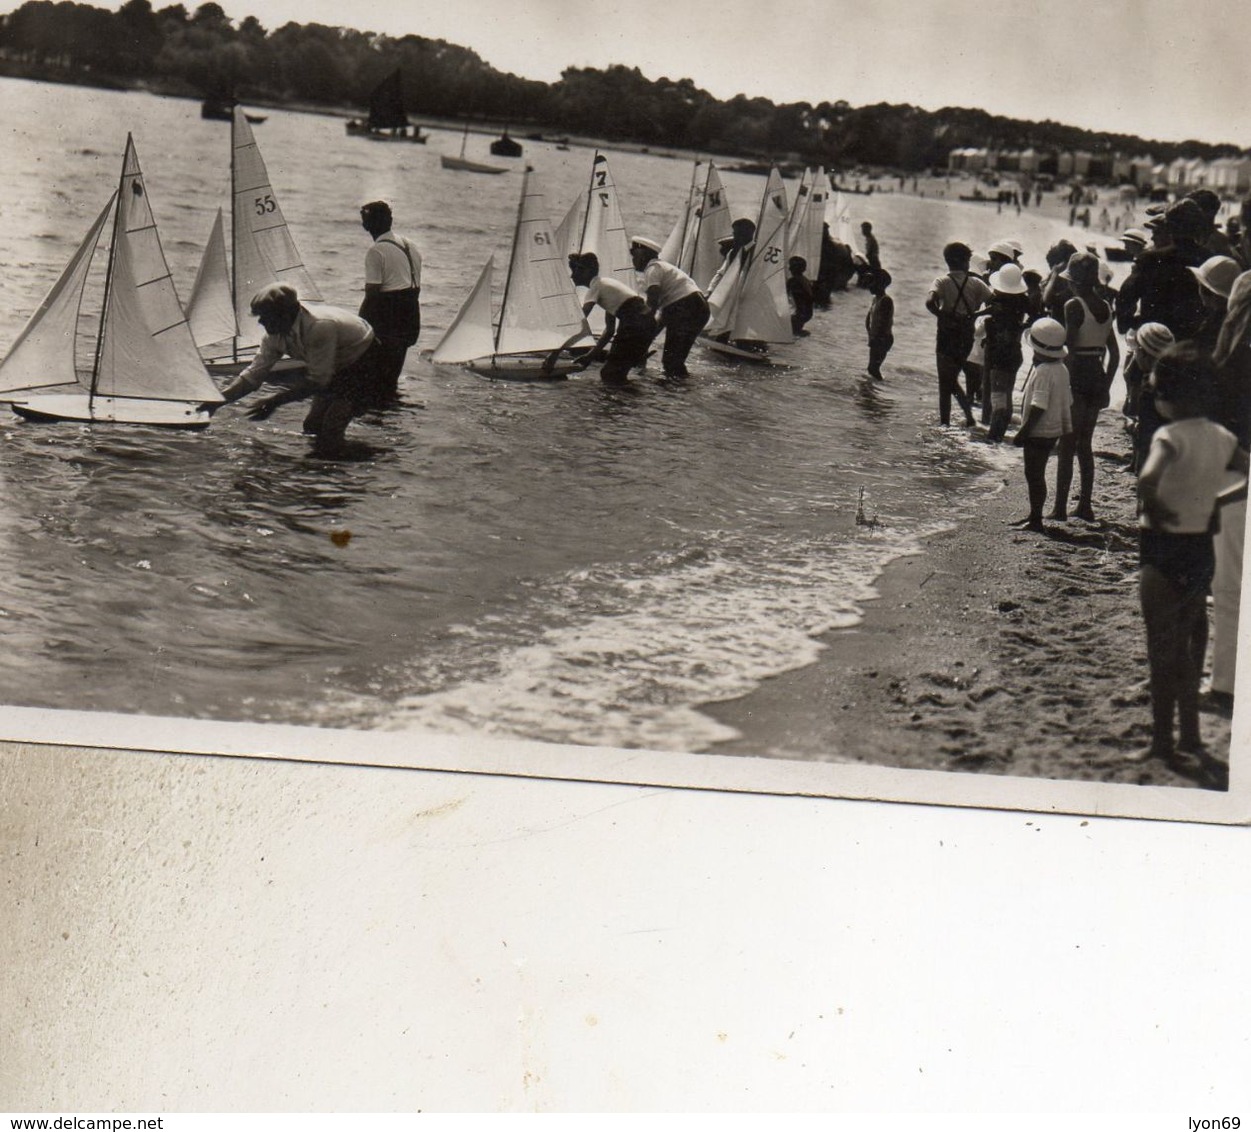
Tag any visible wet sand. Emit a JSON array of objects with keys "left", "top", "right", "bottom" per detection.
[{"left": 707, "top": 412, "right": 1234, "bottom": 792}]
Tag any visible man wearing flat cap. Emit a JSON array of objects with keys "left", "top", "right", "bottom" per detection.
[{"left": 215, "top": 283, "right": 387, "bottom": 457}]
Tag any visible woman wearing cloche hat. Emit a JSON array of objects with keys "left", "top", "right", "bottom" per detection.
[{"left": 1009, "top": 318, "right": 1074, "bottom": 533}]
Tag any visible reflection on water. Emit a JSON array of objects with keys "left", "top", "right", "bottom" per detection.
[{"left": 0, "top": 77, "right": 1083, "bottom": 750}]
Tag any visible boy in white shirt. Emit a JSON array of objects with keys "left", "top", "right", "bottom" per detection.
[
  {"left": 1136, "top": 342, "right": 1248, "bottom": 769},
  {"left": 1009, "top": 318, "right": 1073, "bottom": 533}
]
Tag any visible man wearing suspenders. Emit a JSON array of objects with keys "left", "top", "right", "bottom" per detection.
[
  {"left": 359, "top": 200, "right": 422, "bottom": 402},
  {"left": 925, "top": 241, "right": 991, "bottom": 426}
]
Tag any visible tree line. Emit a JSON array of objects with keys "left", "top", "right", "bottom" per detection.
[{"left": 0, "top": 0, "right": 1244, "bottom": 172}]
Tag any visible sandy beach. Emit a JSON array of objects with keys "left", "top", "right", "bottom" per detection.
[{"left": 709, "top": 409, "right": 1234, "bottom": 792}]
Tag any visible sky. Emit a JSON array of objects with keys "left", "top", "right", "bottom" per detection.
[{"left": 201, "top": 0, "right": 1249, "bottom": 148}]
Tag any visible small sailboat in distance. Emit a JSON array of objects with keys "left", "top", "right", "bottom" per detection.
[
  {"left": 345, "top": 68, "right": 426, "bottom": 142},
  {"left": 432, "top": 168, "right": 590, "bottom": 378},
  {"left": 441, "top": 121, "right": 509, "bottom": 174},
  {"left": 0, "top": 135, "right": 224, "bottom": 427}
]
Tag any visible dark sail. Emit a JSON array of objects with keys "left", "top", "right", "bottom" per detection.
[{"left": 367, "top": 70, "right": 410, "bottom": 131}]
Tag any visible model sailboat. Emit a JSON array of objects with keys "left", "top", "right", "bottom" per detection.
[
  {"left": 786, "top": 166, "right": 827, "bottom": 272},
  {"left": 432, "top": 168, "right": 590, "bottom": 378},
  {"left": 0, "top": 135, "right": 224, "bottom": 427},
  {"left": 185, "top": 105, "right": 323, "bottom": 373},
  {"left": 660, "top": 161, "right": 732, "bottom": 290},
  {"left": 553, "top": 151, "right": 636, "bottom": 333},
  {"left": 827, "top": 178, "right": 864, "bottom": 257},
  {"left": 702, "top": 165, "right": 793, "bottom": 361}
]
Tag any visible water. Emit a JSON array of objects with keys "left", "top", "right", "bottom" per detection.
[{"left": 0, "top": 78, "right": 1082, "bottom": 754}]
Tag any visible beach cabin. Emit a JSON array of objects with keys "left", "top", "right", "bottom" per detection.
[
  {"left": 1130, "top": 156, "right": 1156, "bottom": 188},
  {"left": 1167, "top": 157, "right": 1190, "bottom": 190},
  {"left": 1185, "top": 157, "right": 1210, "bottom": 188},
  {"left": 1208, "top": 157, "right": 1251, "bottom": 198}
]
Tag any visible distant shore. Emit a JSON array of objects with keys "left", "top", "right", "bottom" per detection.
[{"left": 706, "top": 414, "right": 1233, "bottom": 792}]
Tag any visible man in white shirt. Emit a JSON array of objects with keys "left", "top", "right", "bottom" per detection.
[
  {"left": 630, "top": 237, "right": 708, "bottom": 379},
  {"left": 359, "top": 200, "right": 421, "bottom": 402},
  {"left": 568, "top": 252, "right": 653, "bottom": 383}
]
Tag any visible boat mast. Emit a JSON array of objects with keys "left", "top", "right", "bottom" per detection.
[
  {"left": 494, "top": 167, "right": 530, "bottom": 355},
  {"left": 230, "top": 109, "right": 240, "bottom": 363},
  {"left": 687, "top": 161, "right": 714, "bottom": 275},
  {"left": 675, "top": 160, "right": 700, "bottom": 273},
  {"left": 576, "top": 151, "right": 598, "bottom": 253},
  {"left": 89, "top": 135, "right": 130, "bottom": 410}
]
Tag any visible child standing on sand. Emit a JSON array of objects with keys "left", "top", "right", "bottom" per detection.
[
  {"left": 1010, "top": 318, "right": 1073, "bottom": 533},
  {"left": 1135, "top": 342, "right": 1248, "bottom": 765},
  {"left": 865, "top": 269, "right": 894, "bottom": 380}
]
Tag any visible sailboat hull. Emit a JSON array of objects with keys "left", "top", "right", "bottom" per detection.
[
  {"left": 440, "top": 155, "right": 508, "bottom": 175},
  {"left": 459, "top": 355, "right": 582, "bottom": 380},
  {"left": 8, "top": 394, "right": 215, "bottom": 428},
  {"left": 700, "top": 337, "right": 788, "bottom": 365}
]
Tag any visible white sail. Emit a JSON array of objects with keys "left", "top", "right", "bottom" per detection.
[
  {"left": 826, "top": 179, "right": 863, "bottom": 256},
  {"left": 660, "top": 162, "right": 700, "bottom": 268},
  {"left": 796, "top": 166, "right": 827, "bottom": 272},
  {"left": 0, "top": 196, "right": 112, "bottom": 396},
  {"left": 431, "top": 257, "right": 496, "bottom": 364},
  {"left": 786, "top": 167, "right": 812, "bottom": 257},
  {"left": 575, "top": 152, "right": 634, "bottom": 289},
  {"left": 495, "top": 170, "right": 589, "bottom": 356},
  {"left": 559, "top": 152, "right": 638, "bottom": 335},
  {"left": 231, "top": 107, "right": 321, "bottom": 349},
  {"left": 554, "top": 191, "right": 586, "bottom": 260},
  {"left": 662, "top": 162, "right": 733, "bottom": 290},
  {"left": 687, "top": 163, "right": 732, "bottom": 290},
  {"left": 94, "top": 136, "right": 224, "bottom": 403},
  {"left": 708, "top": 167, "right": 792, "bottom": 344},
  {"left": 185, "top": 208, "right": 238, "bottom": 349}
]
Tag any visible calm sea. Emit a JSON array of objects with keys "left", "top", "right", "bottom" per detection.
[{"left": 0, "top": 78, "right": 1090, "bottom": 753}]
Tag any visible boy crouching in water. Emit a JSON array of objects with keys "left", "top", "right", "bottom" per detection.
[
  {"left": 1135, "top": 342, "right": 1248, "bottom": 768},
  {"left": 1009, "top": 318, "right": 1072, "bottom": 533}
]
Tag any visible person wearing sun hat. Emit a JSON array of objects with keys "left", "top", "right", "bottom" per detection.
[
  {"left": 1009, "top": 318, "right": 1073, "bottom": 533},
  {"left": 1121, "top": 228, "right": 1150, "bottom": 261},
  {"left": 979, "top": 261, "right": 1031, "bottom": 440},
  {"left": 1050, "top": 251, "right": 1120, "bottom": 522},
  {"left": 630, "top": 235, "right": 708, "bottom": 379},
  {"left": 1129, "top": 322, "right": 1177, "bottom": 474},
  {"left": 1189, "top": 255, "right": 1243, "bottom": 350}
]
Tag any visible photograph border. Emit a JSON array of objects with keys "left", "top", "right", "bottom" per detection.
[{"left": 2, "top": 694, "right": 1246, "bottom": 825}]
